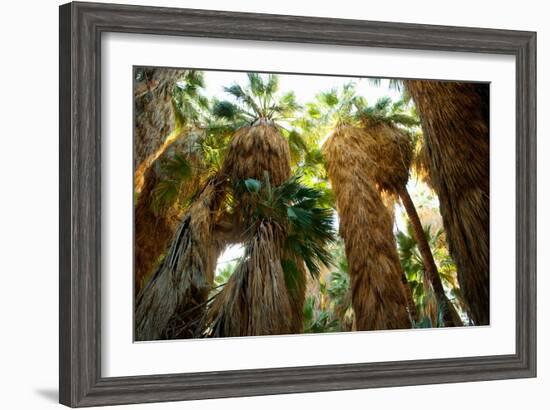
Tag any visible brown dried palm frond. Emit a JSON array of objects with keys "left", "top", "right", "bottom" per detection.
[
  {"left": 135, "top": 176, "right": 229, "bottom": 341},
  {"left": 206, "top": 220, "right": 293, "bottom": 337},
  {"left": 283, "top": 252, "right": 308, "bottom": 333},
  {"left": 357, "top": 121, "right": 413, "bottom": 194},
  {"left": 412, "top": 139, "right": 433, "bottom": 188},
  {"left": 359, "top": 120, "right": 462, "bottom": 327},
  {"left": 323, "top": 124, "right": 411, "bottom": 330},
  {"left": 405, "top": 80, "right": 490, "bottom": 325},
  {"left": 222, "top": 122, "right": 291, "bottom": 186}
]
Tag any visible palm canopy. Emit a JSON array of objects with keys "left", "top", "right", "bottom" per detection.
[
  {"left": 212, "top": 73, "right": 300, "bottom": 124},
  {"left": 355, "top": 96, "right": 419, "bottom": 129},
  {"left": 297, "top": 83, "right": 418, "bottom": 182},
  {"left": 304, "top": 82, "right": 365, "bottom": 130},
  {"left": 174, "top": 70, "right": 244, "bottom": 146},
  {"left": 301, "top": 82, "right": 418, "bottom": 132}
]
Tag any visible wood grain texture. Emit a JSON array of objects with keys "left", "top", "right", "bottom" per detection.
[{"left": 59, "top": 1, "right": 537, "bottom": 407}]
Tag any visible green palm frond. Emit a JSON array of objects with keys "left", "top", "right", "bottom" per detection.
[
  {"left": 151, "top": 180, "right": 179, "bottom": 215},
  {"left": 184, "top": 70, "right": 205, "bottom": 89},
  {"left": 303, "top": 296, "right": 341, "bottom": 333},
  {"left": 213, "top": 262, "right": 236, "bottom": 288},
  {"left": 224, "top": 83, "right": 247, "bottom": 100},
  {"left": 286, "top": 129, "right": 309, "bottom": 164},
  {"left": 305, "top": 82, "right": 363, "bottom": 130},
  {"left": 247, "top": 72, "right": 265, "bottom": 96},
  {"left": 374, "top": 96, "right": 392, "bottom": 111},
  {"left": 265, "top": 74, "right": 279, "bottom": 95},
  {"left": 269, "top": 91, "right": 300, "bottom": 119},
  {"left": 172, "top": 70, "right": 210, "bottom": 127},
  {"left": 356, "top": 96, "right": 419, "bottom": 129},
  {"left": 162, "top": 153, "right": 192, "bottom": 180},
  {"left": 318, "top": 89, "right": 339, "bottom": 108},
  {"left": 367, "top": 77, "right": 403, "bottom": 90},
  {"left": 212, "top": 100, "right": 243, "bottom": 121},
  {"left": 397, "top": 219, "right": 466, "bottom": 326},
  {"left": 215, "top": 74, "right": 300, "bottom": 123},
  {"left": 303, "top": 240, "right": 353, "bottom": 334},
  {"left": 150, "top": 154, "right": 195, "bottom": 213},
  {"left": 237, "top": 174, "right": 336, "bottom": 278}
]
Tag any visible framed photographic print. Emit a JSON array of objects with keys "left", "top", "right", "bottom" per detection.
[{"left": 59, "top": 1, "right": 536, "bottom": 407}]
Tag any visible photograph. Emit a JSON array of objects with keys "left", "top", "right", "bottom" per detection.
[{"left": 133, "top": 68, "right": 490, "bottom": 341}]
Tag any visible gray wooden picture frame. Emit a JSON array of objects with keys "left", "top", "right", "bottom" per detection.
[{"left": 59, "top": 1, "right": 537, "bottom": 407}]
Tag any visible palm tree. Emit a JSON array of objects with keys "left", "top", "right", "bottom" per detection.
[
  {"left": 135, "top": 174, "right": 234, "bottom": 340},
  {"left": 354, "top": 96, "right": 462, "bottom": 327},
  {"left": 320, "top": 84, "right": 412, "bottom": 330},
  {"left": 323, "top": 125, "right": 412, "bottom": 330},
  {"left": 134, "top": 72, "right": 246, "bottom": 339},
  {"left": 209, "top": 73, "right": 313, "bottom": 334},
  {"left": 206, "top": 175, "right": 335, "bottom": 337},
  {"left": 367, "top": 78, "right": 489, "bottom": 325},
  {"left": 404, "top": 80, "right": 490, "bottom": 325},
  {"left": 133, "top": 71, "right": 223, "bottom": 296}
]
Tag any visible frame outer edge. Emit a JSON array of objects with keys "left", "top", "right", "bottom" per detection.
[
  {"left": 530, "top": 32, "right": 537, "bottom": 378},
  {"left": 59, "top": 2, "right": 74, "bottom": 406},
  {"left": 61, "top": 1, "right": 103, "bottom": 406},
  {"left": 525, "top": 31, "right": 537, "bottom": 377},
  {"left": 59, "top": 1, "right": 537, "bottom": 407},
  {"left": 514, "top": 31, "right": 537, "bottom": 378}
]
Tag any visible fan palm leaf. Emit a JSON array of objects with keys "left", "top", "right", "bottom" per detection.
[{"left": 206, "top": 175, "right": 335, "bottom": 336}]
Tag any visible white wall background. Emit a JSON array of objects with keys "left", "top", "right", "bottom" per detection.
[{"left": 0, "top": 0, "right": 546, "bottom": 409}]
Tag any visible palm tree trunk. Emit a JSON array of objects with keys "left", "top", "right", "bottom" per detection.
[
  {"left": 398, "top": 186, "right": 462, "bottom": 327},
  {"left": 401, "top": 274, "right": 419, "bottom": 322},
  {"left": 323, "top": 125, "right": 411, "bottom": 330},
  {"left": 207, "top": 220, "right": 294, "bottom": 337},
  {"left": 134, "top": 67, "right": 186, "bottom": 189},
  {"left": 135, "top": 176, "right": 227, "bottom": 340},
  {"left": 208, "top": 121, "right": 297, "bottom": 336},
  {"left": 134, "top": 161, "right": 178, "bottom": 296},
  {"left": 405, "top": 80, "right": 489, "bottom": 325},
  {"left": 133, "top": 68, "right": 190, "bottom": 297}
]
